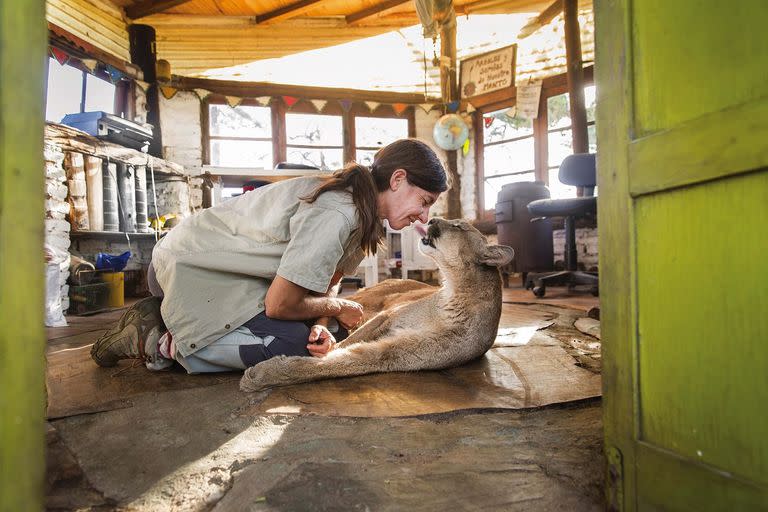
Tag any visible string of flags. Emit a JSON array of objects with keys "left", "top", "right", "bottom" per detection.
[{"left": 49, "top": 46, "right": 127, "bottom": 84}]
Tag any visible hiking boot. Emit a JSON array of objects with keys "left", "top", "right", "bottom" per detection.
[{"left": 90, "top": 296, "right": 165, "bottom": 367}]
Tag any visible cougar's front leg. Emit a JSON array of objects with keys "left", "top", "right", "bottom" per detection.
[{"left": 336, "top": 311, "right": 391, "bottom": 349}]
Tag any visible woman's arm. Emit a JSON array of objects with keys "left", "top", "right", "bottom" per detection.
[{"left": 264, "top": 273, "right": 363, "bottom": 329}]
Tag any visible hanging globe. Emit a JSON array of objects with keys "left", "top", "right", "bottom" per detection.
[{"left": 432, "top": 113, "right": 469, "bottom": 151}]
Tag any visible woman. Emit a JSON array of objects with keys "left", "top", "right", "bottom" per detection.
[{"left": 91, "top": 138, "right": 448, "bottom": 373}]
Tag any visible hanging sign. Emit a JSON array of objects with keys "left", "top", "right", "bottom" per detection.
[
  {"left": 516, "top": 80, "right": 543, "bottom": 120},
  {"left": 459, "top": 44, "right": 517, "bottom": 106}
]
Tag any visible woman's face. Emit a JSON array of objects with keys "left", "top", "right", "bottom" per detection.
[{"left": 378, "top": 169, "right": 441, "bottom": 230}]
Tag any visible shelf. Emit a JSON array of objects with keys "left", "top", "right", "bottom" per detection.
[
  {"left": 201, "top": 165, "right": 329, "bottom": 186},
  {"left": 69, "top": 230, "right": 163, "bottom": 240}
]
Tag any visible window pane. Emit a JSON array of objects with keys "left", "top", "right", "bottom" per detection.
[
  {"left": 484, "top": 172, "right": 535, "bottom": 208},
  {"left": 356, "top": 149, "right": 377, "bottom": 166},
  {"left": 483, "top": 108, "right": 533, "bottom": 144},
  {"left": 286, "top": 147, "right": 343, "bottom": 171},
  {"left": 547, "top": 93, "right": 571, "bottom": 129},
  {"left": 547, "top": 167, "right": 577, "bottom": 199},
  {"left": 286, "top": 113, "right": 342, "bottom": 146},
  {"left": 355, "top": 117, "right": 408, "bottom": 147},
  {"left": 210, "top": 139, "right": 272, "bottom": 168},
  {"left": 548, "top": 129, "right": 573, "bottom": 168},
  {"left": 84, "top": 74, "right": 115, "bottom": 114},
  {"left": 588, "top": 123, "right": 597, "bottom": 153},
  {"left": 484, "top": 137, "right": 535, "bottom": 177},
  {"left": 585, "top": 85, "right": 596, "bottom": 123},
  {"left": 45, "top": 58, "right": 83, "bottom": 122},
  {"left": 209, "top": 104, "right": 272, "bottom": 138}
]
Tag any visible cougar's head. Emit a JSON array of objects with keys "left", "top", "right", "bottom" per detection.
[{"left": 415, "top": 218, "right": 514, "bottom": 269}]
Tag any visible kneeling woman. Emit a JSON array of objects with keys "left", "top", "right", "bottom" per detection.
[{"left": 91, "top": 139, "right": 448, "bottom": 373}]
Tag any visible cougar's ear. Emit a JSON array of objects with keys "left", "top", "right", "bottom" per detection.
[{"left": 479, "top": 245, "right": 514, "bottom": 267}]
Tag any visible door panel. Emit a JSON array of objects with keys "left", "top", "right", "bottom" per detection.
[
  {"left": 632, "top": 1, "right": 768, "bottom": 136},
  {"left": 636, "top": 171, "right": 768, "bottom": 483}
]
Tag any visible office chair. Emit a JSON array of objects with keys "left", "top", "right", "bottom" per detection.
[{"left": 524, "top": 153, "right": 598, "bottom": 297}]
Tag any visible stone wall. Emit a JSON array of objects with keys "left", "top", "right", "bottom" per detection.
[
  {"left": 44, "top": 143, "right": 71, "bottom": 311},
  {"left": 553, "top": 227, "right": 598, "bottom": 271}
]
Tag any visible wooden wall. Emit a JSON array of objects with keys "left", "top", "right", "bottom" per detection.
[{"left": 46, "top": 0, "right": 130, "bottom": 62}]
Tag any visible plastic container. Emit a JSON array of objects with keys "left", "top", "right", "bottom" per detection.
[{"left": 100, "top": 271, "right": 125, "bottom": 308}]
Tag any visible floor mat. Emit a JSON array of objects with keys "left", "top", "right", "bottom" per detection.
[
  {"left": 46, "top": 299, "right": 599, "bottom": 419},
  {"left": 45, "top": 342, "right": 239, "bottom": 419}
]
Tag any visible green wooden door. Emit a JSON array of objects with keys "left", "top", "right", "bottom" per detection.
[
  {"left": 0, "top": 0, "right": 47, "bottom": 509},
  {"left": 595, "top": 1, "right": 768, "bottom": 509}
]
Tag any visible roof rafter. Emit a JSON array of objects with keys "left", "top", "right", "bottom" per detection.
[
  {"left": 125, "top": 0, "right": 195, "bottom": 20},
  {"left": 254, "top": 0, "right": 324, "bottom": 25},
  {"left": 345, "top": 0, "right": 411, "bottom": 26}
]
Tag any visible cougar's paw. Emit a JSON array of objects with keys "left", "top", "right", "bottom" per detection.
[{"left": 239, "top": 363, "right": 271, "bottom": 392}]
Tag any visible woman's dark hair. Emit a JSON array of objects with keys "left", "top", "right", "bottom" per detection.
[{"left": 303, "top": 138, "right": 448, "bottom": 255}]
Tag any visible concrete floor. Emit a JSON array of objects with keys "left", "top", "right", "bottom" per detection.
[{"left": 46, "top": 285, "right": 604, "bottom": 511}]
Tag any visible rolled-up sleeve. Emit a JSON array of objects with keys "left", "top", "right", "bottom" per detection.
[{"left": 277, "top": 205, "right": 353, "bottom": 293}]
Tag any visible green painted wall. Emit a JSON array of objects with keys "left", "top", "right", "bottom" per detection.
[{"left": 0, "top": 1, "right": 47, "bottom": 510}]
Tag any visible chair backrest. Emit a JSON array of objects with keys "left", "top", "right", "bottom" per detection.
[{"left": 558, "top": 153, "right": 597, "bottom": 195}]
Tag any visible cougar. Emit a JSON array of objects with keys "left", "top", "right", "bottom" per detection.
[{"left": 240, "top": 218, "right": 514, "bottom": 392}]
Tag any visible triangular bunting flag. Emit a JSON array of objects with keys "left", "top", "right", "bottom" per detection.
[
  {"left": 135, "top": 80, "right": 150, "bottom": 92},
  {"left": 392, "top": 103, "right": 408, "bottom": 115},
  {"left": 105, "top": 65, "right": 124, "bottom": 84},
  {"left": 365, "top": 101, "right": 380, "bottom": 113},
  {"left": 310, "top": 99, "right": 327, "bottom": 113},
  {"left": 160, "top": 86, "right": 178, "bottom": 100},
  {"left": 51, "top": 47, "right": 69, "bottom": 66},
  {"left": 339, "top": 99, "right": 353, "bottom": 112},
  {"left": 80, "top": 58, "right": 98, "bottom": 73},
  {"left": 465, "top": 103, "right": 476, "bottom": 114},
  {"left": 226, "top": 95, "right": 243, "bottom": 108},
  {"left": 194, "top": 88, "right": 212, "bottom": 101},
  {"left": 255, "top": 96, "right": 271, "bottom": 107},
  {"left": 446, "top": 101, "right": 460, "bottom": 113},
  {"left": 418, "top": 103, "right": 434, "bottom": 113},
  {"left": 462, "top": 138, "right": 471, "bottom": 156},
  {"left": 483, "top": 116, "right": 494, "bottom": 128},
  {"left": 283, "top": 96, "right": 299, "bottom": 108}
]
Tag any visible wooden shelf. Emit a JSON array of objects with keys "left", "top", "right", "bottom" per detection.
[
  {"left": 201, "top": 165, "right": 329, "bottom": 187},
  {"left": 69, "top": 230, "right": 163, "bottom": 240}
]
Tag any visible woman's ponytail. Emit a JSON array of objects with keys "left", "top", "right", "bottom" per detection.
[{"left": 302, "top": 163, "right": 383, "bottom": 255}]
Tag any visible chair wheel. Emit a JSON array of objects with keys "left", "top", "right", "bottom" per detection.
[{"left": 533, "top": 286, "right": 546, "bottom": 298}]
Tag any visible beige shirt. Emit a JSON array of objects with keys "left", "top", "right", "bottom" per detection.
[{"left": 151, "top": 176, "right": 365, "bottom": 357}]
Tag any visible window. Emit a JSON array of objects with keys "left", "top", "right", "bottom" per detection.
[
  {"left": 481, "top": 108, "right": 536, "bottom": 209},
  {"left": 285, "top": 113, "right": 343, "bottom": 171},
  {"left": 355, "top": 116, "right": 409, "bottom": 165},
  {"left": 546, "top": 85, "right": 597, "bottom": 198},
  {"left": 45, "top": 57, "right": 116, "bottom": 122},
  {"left": 208, "top": 104, "right": 273, "bottom": 168}
]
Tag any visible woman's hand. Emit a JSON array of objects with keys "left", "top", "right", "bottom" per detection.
[
  {"left": 307, "top": 324, "right": 336, "bottom": 358},
  {"left": 335, "top": 298, "right": 364, "bottom": 329}
]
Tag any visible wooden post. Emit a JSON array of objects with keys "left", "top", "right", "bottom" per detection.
[
  {"left": 129, "top": 24, "right": 163, "bottom": 157},
  {"left": 440, "top": 14, "right": 462, "bottom": 219},
  {"left": 0, "top": 0, "right": 47, "bottom": 508},
  {"left": 564, "top": 0, "right": 588, "bottom": 154}
]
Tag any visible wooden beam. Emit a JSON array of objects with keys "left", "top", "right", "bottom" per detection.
[
  {"left": 518, "top": 0, "right": 562, "bottom": 39},
  {"left": 255, "top": 0, "right": 323, "bottom": 25},
  {"left": 563, "top": 0, "right": 588, "bottom": 156},
  {"left": 126, "top": 0, "right": 194, "bottom": 20},
  {"left": 174, "top": 75, "right": 440, "bottom": 104},
  {"left": 346, "top": 0, "right": 410, "bottom": 26}
]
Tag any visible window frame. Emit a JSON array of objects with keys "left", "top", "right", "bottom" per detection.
[
  {"left": 474, "top": 66, "right": 594, "bottom": 216},
  {"left": 202, "top": 96, "right": 415, "bottom": 170}
]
